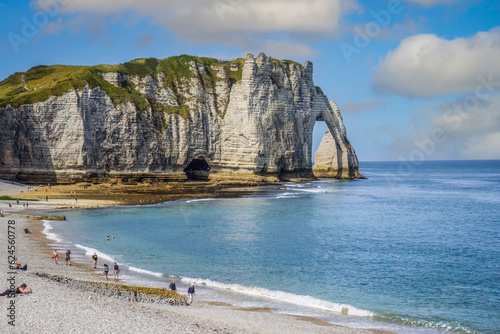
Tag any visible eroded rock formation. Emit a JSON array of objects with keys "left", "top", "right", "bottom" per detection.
[
  {"left": 312, "top": 100, "right": 363, "bottom": 179},
  {"left": 0, "top": 53, "right": 362, "bottom": 183}
]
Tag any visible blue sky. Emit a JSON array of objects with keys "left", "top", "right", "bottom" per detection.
[{"left": 1, "top": 0, "right": 499, "bottom": 162}]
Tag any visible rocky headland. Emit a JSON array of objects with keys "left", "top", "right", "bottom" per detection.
[{"left": 0, "top": 53, "right": 362, "bottom": 184}]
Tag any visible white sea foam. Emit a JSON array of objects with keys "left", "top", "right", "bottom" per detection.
[
  {"left": 42, "top": 220, "right": 63, "bottom": 242},
  {"left": 284, "top": 184, "right": 308, "bottom": 189},
  {"left": 180, "top": 277, "right": 373, "bottom": 317},
  {"left": 275, "top": 192, "right": 298, "bottom": 199},
  {"left": 127, "top": 266, "right": 164, "bottom": 278},
  {"left": 291, "top": 188, "right": 327, "bottom": 193},
  {"left": 185, "top": 198, "right": 217, "bottom": 204},
  {"left": 375, "top": 314, "right": 476, "bottom": 334},
  {"left": 72, "top": 244, "right": 165, "bottom": 279},
  {"left": 74, "top": 244, "right": 117, "bottom": 264}
]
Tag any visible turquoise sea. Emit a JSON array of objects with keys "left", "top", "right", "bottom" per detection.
[{"left": 45, "top": 160, "right": 500, "bottom": 333}]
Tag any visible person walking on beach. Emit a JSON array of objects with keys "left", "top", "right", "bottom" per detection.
[
  {"left": 65, "top": 250, "right": 71, "bottom": 265},
  {"left": 53, "top": 250, "right": 58, "bottom": 264},
  {"left": 92, "top": 253, "right": 98, "bottom": 268},
  {"left": 187, "top": 284, "right": 195, "bottom": 305},
  {"left": 169, "top": 281, "right": 177, "bottom": 292},
  {"left": 103, "top": 264, "right": 109, "bottom": 280},
  {"left": 113, "top": 262, "right": 120, "bottom": 280}
]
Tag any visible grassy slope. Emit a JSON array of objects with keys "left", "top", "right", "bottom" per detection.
[{"left": 0, "top": 55, "right": 304, "bottom": 117}]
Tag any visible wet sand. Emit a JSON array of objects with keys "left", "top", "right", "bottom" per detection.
[{"left": 11, "top": 180, "right": 280, "bottom": 206}]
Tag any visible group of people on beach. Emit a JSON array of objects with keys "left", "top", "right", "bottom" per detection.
[
  {"left": 169, "top": 281, "right": 196, "bottom": 305},
  {"left": 50, "top": 246, "right": 195, "bottom": 303},
  {"left": 104, "top": 263, "right": 120, "bottom": 281},
  {"left": 52, "top": 249, "right": 72, "bottom": 265},
  {"left": 92, "top": 253, "right": 120, "bottom": 280},
  {"left": 0, "top": 257, "right": 32, "bottom": 298}
]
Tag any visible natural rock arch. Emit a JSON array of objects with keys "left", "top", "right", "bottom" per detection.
[
  {"left": 0, "top": 53, "right": 363, "bottom": 182},
  {"left": 311, "top": 100, "right": 363, "bottom": 179}
]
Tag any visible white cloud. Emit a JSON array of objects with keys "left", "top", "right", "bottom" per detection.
[
  {"left": 377, "top": 92, "right": 500, "bottom": 160},
  {"left": 372, "top": 28, "right": 500, "bottom": 98},
  {"left": 462, "top": 132, "right": 500, "bottom": 159},
  {"left": 432, "top": 94, "right": 500, "bottom": 137},
  {"left": 255, "top": 39, "right": 318, "bottom": 59},
  {"left": 36, "top": 0, "right": 358, "bottom": 57}
]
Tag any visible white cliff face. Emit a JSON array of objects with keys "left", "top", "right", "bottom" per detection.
[{"left": 0, "top": 54, "right": 361, "bottom": 182}]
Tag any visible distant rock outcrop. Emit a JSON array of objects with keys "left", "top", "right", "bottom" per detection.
[{"left": 0, "top": 53, "right": 362, "bottom": 183}]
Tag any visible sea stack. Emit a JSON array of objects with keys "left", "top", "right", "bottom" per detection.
[{"left": 0, "top": 53, "right": 362, "bottom": 182}]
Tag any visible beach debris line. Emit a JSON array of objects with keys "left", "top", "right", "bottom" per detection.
[{"left": 34, "top": 273, "right": 188, "bottom": 305}]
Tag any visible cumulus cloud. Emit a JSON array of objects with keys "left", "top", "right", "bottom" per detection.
[
  {"left": 432, "top": 94, "right": 500, "bottom": 137},
  {"left": 372, "top": 28, "right": 500, "bottom": 98},
  {"left": 378, "top": 92, "right": 500, "bottom": 160},
  {"left": 340, "top": 99, "right": 387, "bottom": 114},
  {"left": 35, "top": 0, "right": 358, "bottom": 57},
  {"left": 462, "top": 132, "right": 500, "bottom": 159}
]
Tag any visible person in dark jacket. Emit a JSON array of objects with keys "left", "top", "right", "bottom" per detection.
[{"left": 187, "top": 284, "right": 195, "bottom": 305}]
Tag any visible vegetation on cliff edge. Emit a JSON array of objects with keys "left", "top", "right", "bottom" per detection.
[{"left": 0, "top": 55, "right": 304, "bottom": 116}]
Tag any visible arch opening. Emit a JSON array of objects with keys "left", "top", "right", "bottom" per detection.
[
  {"left": 184, "top": 158, "right": 211, "bottom": 180},
  {"left": 312, "top": 120, "right": 328, "bottom": 166}
]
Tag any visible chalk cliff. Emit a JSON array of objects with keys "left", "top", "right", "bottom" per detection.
[
  {"left": 312, "top": 100, "right": 363, "bottom": 179},
  {"left": 0, "top": 53, "right": 362, "bottom": 183}
]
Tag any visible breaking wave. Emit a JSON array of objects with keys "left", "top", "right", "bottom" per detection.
[{"left": 180, "top": 276, "right": 373, "bottom": 317}]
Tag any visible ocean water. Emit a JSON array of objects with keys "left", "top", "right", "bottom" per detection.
[{"left": 46, "top": 160, "right": 500, "bottom": 334}]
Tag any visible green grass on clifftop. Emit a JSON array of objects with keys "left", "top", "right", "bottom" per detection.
[{"left": 0, "top": 55, "right": 304, "bottom": 115}]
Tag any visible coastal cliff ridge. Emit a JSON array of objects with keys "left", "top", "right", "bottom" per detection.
[{"left": 0, "top": 53, "right": 362, "bottom": 183}]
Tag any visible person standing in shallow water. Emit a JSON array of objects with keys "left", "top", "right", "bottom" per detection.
[
  {"left": 187, "top": 284, "right": 195, "bottom": 305},
  {"left": 92, "top": 253, "right": 98, "bottom": 268}
]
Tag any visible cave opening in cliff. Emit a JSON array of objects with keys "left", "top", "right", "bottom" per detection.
[{"left": 184, "top": 158, "right": 211, "bottom": 180}]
